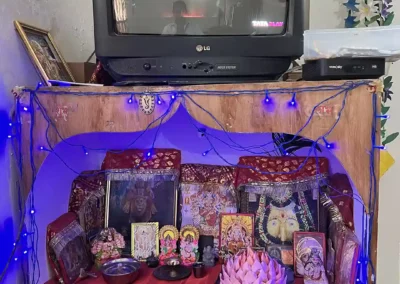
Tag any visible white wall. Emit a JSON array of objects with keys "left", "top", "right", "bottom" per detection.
[
  {"left": 0, "top": 1, "right": 51, "bottom": 283},
  {"left": 311, "top": 1, "right": 400, "bottom": 284}
]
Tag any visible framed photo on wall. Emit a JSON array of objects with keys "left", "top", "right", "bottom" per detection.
[
  {"left": 14, "top": 21, "right": 75, "bottom": 85},
  {"left": 105, "top": 170, "right": 179, "bottom": 253},
  {"left": 131, "top": 222, "right": 159, "bottom": 261}
]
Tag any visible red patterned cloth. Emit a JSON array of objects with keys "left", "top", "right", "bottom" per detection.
[
  {"left": 68, "top": 171, "right": 106, "bottom": 240},
  {"left": 180, "top": 164, "right": 236, "bottom": 184},
  {"left": 101, "top": 149, "right": 181, "bottom": 171},
  {"left": 328, "top": 173, "right": 354, "bottom": 231},
  {"left": 46, "top": 264, "right": 222, "bottom": 284},
  {"left": 180, "top": 164, "right": 237, "bottom": 240},
  {"left": 329, "top": 222, "right": 360, "bottom": 284},
  {"left": 46, "top": 213, "right": 93, "bottom": 284},
  {"left": 235, "top": 156, "right": 329, "bottom": 187}
]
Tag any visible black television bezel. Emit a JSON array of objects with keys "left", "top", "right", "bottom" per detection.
[{"left": 94, "top": 0, "right": 308, "bottom": 59}]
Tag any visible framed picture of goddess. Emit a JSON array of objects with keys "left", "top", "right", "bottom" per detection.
[{"left": 131, "top": 222, "right": 159, "bottom": 261}]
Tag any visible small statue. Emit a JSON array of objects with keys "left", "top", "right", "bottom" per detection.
[
  {"left": 146, "top": 252, "right": 159, "bottom": 268},
  {"left": 202, "top": 246, "right": 215, "bottom": 267}
]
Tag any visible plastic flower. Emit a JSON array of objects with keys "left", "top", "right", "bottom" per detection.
[{"left": 355, "top": 0, "right": 379, "bottom": 22}]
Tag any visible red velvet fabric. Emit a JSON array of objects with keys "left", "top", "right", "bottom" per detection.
[
  {"left": 101, "top": 149, "right": 181, "bottom": 170},
  {"left": 47, "top": 213, "right": 92, "bottom": 284},
  {"left": 47, "top": 264, "right": 222, "bottom": 284},
  {"left": 235, "top": 156, "right": 329, "bottom": 187},
  {"left": 328, "top": 173, "right": 355, "bottom": 231}
]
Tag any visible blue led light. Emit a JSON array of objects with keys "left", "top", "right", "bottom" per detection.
[
  {"left": 30, "top": 209, "right": 35, "bottom": 215},
  {"left": 374, "top": 145, "right": 386, "bottom": 150},
  {"left": 202, "top": 149, "right": 212, "bottom": 156},
  {"left": 156, "top": 95, "right": 163, "bottom": 105},
  {"left": 287, "top": 93, "right": 297, "bottom": 108},
  {"left": 264, "top": 91, "right": 272, "bottom": 104},
  {"left": 323, "top": 137, "right": 335, "bottom": 149}
]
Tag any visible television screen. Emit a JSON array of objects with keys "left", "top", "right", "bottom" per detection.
[{"left": 113, "top": 0, "right": 287, "bottom": 36}]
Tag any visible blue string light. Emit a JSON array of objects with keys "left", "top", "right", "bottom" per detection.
[
  {"left": 288, "top": 92, "right": 297, "bottom": 108},
  {"left": 264, "top": 91, "right": 272, "bottom": 104},
  {"left": 376, "top": 114, "right": 389, "bottom": 119},
  {"left": 202, "top": 149, "right": 213, "bottom": 156},
  {"left": 156, "top": 95, "right": 163, "bottom": 105},
  {"left": 2, "top": 80, "right": 376, "bottom": 283},
  {"left": 322, "top": 137, "right": 336, "bottom": 149},
  {"left": 373, "top": 145, "right": 386, "bottom": 150}
]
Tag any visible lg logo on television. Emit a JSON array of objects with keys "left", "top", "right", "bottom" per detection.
[{"left": 196, "top": 45, "right": 211, "bottom": 52}]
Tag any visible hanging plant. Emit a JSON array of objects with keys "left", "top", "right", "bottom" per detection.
[{"left": 343, "top": 0, "right": 398, "bottom": 145}]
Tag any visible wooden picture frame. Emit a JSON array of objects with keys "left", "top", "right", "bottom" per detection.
[
  {"left": 293, "top": 232, "right": 326, "bottom": 278},
  {"left": 14, "top": 21, "right": 75, "bottom": 85},
  {"left": 131, "top": 222, "right": 159, "bottom": 261},
  {"left": 219, "top": 213, "right": 254, "bottom": 254}
]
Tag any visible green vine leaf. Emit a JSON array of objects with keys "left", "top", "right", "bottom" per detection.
[
  {"left": 384, "top": 76, "right": 393, "bottom": 89},
  {"left": 382, "top": 106, "right": 390, "bottom": 114},
  {"left": 384, "top": 12, "right": 395, "bottom": 26},
  {"left": 381, "top": 119, "right": 387, "bottom": 128},
  {"left": 365, "top": 15, "right": 380, "bottom": 26},
  {"left": 383, "top": 132, "right": 399, "bottom": 145}
]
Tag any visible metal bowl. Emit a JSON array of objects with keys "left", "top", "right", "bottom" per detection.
[{"left": 100, "top": 258, "right": 141, "bottom": 284}]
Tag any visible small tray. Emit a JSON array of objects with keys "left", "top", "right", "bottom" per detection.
[{"left": 153, "top": 265, "right": 191, "bottom": 281}]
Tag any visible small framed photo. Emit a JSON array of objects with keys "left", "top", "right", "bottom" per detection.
[
  {"left": 14, "top": 21, "right": 75, "bottom": 85},
  {"left": 219, "top": 213, "right": 254, "bottom": 254},
  {"left": 267, "top": 245, "right": 294, "bottom": 267},
  {"left": 131, "top": 222, "right": 159, "bottom": 261},
  {"left": 293, "top": 232, "right": 326, "bottom": 278}
]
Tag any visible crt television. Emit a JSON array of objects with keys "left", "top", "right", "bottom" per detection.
[{"left": 93, "top": 0, "right": 310, "bottom": 84}]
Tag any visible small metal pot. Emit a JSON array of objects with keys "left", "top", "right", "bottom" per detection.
[{"left": 100, "top": 258, "right": 141, "bottom": 284}]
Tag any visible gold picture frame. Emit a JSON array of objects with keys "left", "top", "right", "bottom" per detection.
[
  {"left": 131, "top": 222, "right": 159, "bottom": 261},
  {"left": 14, "top": 21, "right": 75, "bottom": 85}
]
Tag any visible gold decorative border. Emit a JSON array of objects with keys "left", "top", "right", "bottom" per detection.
[
  {"left": 131, "top": 222, "right": 159, "bottom": 261},
  {"left": 159, "top": 225, "right": 179, "bottom": 240},
  {"left": 14, "top": 21, "right": 75, "bottom": 86},
  {"left": 180, "top": 225, "right": 200, "bottom": 240}
]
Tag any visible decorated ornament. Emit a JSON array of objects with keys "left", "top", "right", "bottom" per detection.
[
  {"left": 159, "top": 225, "right": 179, "bottom": 265},
  {"left": 139, "top": 94, "right": 155, "bottom": 114},
  {"left": 179, "top": 225, "right": 200, "bottom": 266}
]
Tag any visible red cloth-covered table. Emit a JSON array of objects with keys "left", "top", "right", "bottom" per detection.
[
  {"left": 45, "top": 264, "right": 306, "bottom": 284},
  {"left": 46, "top": 264, "right": 221, "bottom": 284}
]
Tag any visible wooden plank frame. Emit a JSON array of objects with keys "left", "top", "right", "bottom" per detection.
[{"left": 16, "top": 80, "right": 380, "bottom": 280}]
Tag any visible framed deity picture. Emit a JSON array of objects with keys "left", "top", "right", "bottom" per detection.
[
  {"left": 14, "top": 21, "right": 75, "bottom": 85},
  {"left": 219, "top": 213, "right": 254, "bottom": 254},
  {"left": 105, "top": 170, "right": 179, "bottom": 252},
  {"left": 293, "top": 232, "right": 326, "bottom": 278},
  {"left": 131, "top": 222, "right": 159, "bottom": 261}
]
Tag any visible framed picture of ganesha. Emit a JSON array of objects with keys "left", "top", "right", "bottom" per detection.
[
  {"left": 219, "top": 214, "right": 254, "bottom": 254},
  {"left": 105, "top": 170, "right": 179, "bottom": 252}
]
